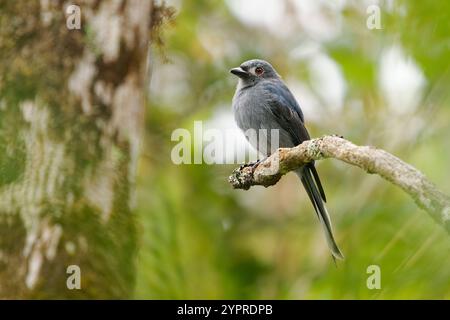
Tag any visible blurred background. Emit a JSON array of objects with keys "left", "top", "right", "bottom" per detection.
[{"left": 137, "top": 0, "right": 450, "bottom": 299}]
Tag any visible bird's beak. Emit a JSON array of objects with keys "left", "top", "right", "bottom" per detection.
[{"left": 230, "top": 67, "right": 248, "bottom": 78}]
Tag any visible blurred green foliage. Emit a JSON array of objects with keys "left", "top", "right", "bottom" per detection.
[{"left": 135, "top": 0, "right": 450, "bottom": 299}]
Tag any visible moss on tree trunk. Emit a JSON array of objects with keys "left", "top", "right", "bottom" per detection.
[{"left": 0, "top": 0, "right": 152, "bottom": 298}]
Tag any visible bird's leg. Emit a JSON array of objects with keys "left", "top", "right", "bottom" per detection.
[
  {"left": 239, "top": 157, "right": 267, "bottom": 173},
  {"left": 239, "top": 159, "right": 260, "bottom": 170},
  {"left": 249, "top": 158, "right": 262, "bottom": 171}
]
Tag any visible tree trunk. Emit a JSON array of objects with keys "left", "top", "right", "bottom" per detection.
[{"left": 0, "top": 0, "right": 152, "bottom": 298}]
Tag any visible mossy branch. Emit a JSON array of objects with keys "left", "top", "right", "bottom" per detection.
[{"left": 229, "top": 135, "right": 450, "bottom": 233}]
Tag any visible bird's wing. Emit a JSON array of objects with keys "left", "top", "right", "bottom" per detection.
[
  {"left": 262, "top": 79, "right": 327, "bottom": 202},
  {"left": 262, "top": 80, "right": 308, "bottom": 147}
]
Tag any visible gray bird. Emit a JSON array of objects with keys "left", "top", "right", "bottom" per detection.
[{"left": 230, "top": 59, "right": 344, "bottom": 260}]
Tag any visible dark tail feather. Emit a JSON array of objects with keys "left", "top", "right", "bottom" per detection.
[
  {"left": 297, "top": 166, "right": 344, "bottom": 260},
  {"left": 310, "top": 164, "right": 326, "bottom": 202}
]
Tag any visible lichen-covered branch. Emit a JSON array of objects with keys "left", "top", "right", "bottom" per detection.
[{"left": 229, "top": 135, "right": 450, "bottom": 233}]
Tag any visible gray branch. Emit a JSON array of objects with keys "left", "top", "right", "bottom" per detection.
[{"left": 229, "top": 135, "right": 450, "bottom": 233}]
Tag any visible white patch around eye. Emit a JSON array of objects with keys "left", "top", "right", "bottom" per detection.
[{"left": 248, "top": 67, "right": 256, "bottom": 76}]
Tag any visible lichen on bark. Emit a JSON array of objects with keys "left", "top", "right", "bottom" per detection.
[{"left": 0, "top": 0, "right": 152, "bottom": 298}]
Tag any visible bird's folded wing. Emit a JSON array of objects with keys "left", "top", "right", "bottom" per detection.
[{"left": 262, "top": 80, "right": 310, "bottom": 146}]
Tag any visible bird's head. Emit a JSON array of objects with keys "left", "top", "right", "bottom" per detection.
[{"left": 230, "top": 59, "right": 279, "bottom": 86}]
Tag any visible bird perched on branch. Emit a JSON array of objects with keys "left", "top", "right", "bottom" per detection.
[{"left": 230, "top": 59, "right": 344, "bottom": 260}]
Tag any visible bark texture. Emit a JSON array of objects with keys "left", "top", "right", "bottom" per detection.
[
  {"left": 0, "top": 1, "right": 152, "bottom": 298},
  {"left": 229, "top": 135, "right": 450, "bottom": 234}
]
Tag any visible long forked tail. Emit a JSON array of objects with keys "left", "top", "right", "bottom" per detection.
[{"left": 296, "top": 165, "right": 344, "bottom": 260}]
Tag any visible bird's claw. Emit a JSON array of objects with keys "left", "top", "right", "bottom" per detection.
[{"left": 239, "top": 158, "right": 265, "bottom": 174}]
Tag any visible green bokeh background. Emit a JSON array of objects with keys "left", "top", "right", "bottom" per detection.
[{"left": 135, "top": 0, "right": 450, "bottom": 299}]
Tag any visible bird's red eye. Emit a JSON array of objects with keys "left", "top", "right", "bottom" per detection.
[{"left": 255, "top": 67, "right": 264, "bottom": 75}]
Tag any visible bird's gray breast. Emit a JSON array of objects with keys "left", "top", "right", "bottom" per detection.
[{"left": 232, "top": 84, "right": 295, "bottom": 156}]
